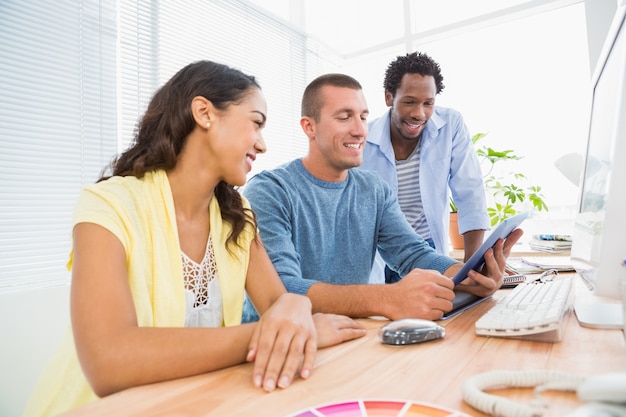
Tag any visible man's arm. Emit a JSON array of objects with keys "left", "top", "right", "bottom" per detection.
[
  {"left": 243, "top": 170, "right": 318, "bottom": 297},
  {"left": 306, "top": 271, "right": 456, "bottom": 321},
  {"left": 306, "top": 282, "right": 390, "bottom": 318},
  {"left": 375, "top": 179, "right": 458, "bottom": 277},
  {"left": 305, "top": 227, "right": 522, "bottom": 320},
  {"left": 447, "top": 113, "right": 490, "bottom": 252},
  {"left": 462, "top": 229, "right": 485, "bottom": 261}
]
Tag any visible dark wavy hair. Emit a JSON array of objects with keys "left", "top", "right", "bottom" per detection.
[
  {"left": 383, "top": 52, "right": 445, "bottom": 98},
  {"left": 99, "top": 60, "right": 261, "bottom": 250}
]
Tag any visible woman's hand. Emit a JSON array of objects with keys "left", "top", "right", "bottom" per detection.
[
  {"left": 246, "top": 293, "right": 316, "bottom": 392},
  {"left": 312, "top": 313, "right": 367, "bottom": 348}
]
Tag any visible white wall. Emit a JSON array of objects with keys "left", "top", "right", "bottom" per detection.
[
  {"left": 341, "top": 3, "right": 591, "bottom": 229},
  {"left": 0, "top": 285, "right": 70, "bottom": 416}
]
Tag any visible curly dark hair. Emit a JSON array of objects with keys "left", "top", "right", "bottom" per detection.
[
  {"left": 99, "top": 60, "right": 260, "bottom": 250},
  {"left": 383, "top": 52, "right": 445, "bottom": 98}
]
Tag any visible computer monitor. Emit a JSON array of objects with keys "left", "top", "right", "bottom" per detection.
[{"left": 570, "top": 0, "right": 626, "bottom": 329}]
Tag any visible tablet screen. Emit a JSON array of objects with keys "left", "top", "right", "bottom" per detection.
[{"left": 451, "top": 211, "right": 529, "bottom": 285}]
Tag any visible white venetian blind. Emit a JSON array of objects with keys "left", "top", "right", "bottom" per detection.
[
  {"left": 0, "top": 0, "right": 322, "bottom": 293},
  {"left": 0, "top": 0, "right": 117, "bottom": 293},
  {"left": 118, "top": 0, "right": 317, "bottom": 175}
]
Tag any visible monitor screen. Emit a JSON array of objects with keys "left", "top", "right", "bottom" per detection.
[{"left": 570, "top": 1, "right": 626, "bottom": 328}]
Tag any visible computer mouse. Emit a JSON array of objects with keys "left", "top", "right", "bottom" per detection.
[{"left": 378, "top": 318, "right": 445, "bottom": 345}]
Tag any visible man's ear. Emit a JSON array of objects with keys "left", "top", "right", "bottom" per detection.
[
  {"left": 300, "top": 116, "right": 316, "bottom": 139},
  {"left": 191, "top": 96, "right": 216, "bottom": 128},
  {"left": 384, "top": 91, "right": 394, "bottom": 107}
]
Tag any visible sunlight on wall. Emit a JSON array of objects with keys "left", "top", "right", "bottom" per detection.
[
  {"left": 425, "top": 5, "right": 590, "bottom": 218},
  {"left": 341, "top": 4, "right": 590, "bottom": 221}
]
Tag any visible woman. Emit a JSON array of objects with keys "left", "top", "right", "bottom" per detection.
[{"left": 24, "top": 61, "right": 366, "bottom": 417}]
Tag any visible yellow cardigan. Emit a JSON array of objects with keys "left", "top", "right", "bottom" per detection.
[{"left": 24, "top": 170, "right": 253, "bottom": 417}]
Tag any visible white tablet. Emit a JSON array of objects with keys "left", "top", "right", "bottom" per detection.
[{"left": 451, "top": 211, "right": 529, "bottom": 285}]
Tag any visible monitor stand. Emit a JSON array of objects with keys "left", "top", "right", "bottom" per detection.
[{"left": 574, "top": 302, "right": 624, "bottom": 329}]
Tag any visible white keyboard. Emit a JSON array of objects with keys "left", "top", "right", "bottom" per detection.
[{"left": 475, "top": 277, "right": 574, "bottom": 342}]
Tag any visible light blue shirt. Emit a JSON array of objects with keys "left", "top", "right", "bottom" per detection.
[
  {"left": 360, "top": 107, "right": 489, "bottom": 255},
  {"left": 241, "top": 159, "right": 459, "bottom": 321}
]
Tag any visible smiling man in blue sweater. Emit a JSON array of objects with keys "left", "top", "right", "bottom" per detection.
[{"left": 242, "top": 73, "right": 522, "bottom": 322}]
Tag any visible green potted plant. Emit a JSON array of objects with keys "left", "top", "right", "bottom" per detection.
[
  {"left": 473, "top": 132, "right": 549, "bottom": 225},
  {"left": 449, "top": 132, "right": 549, "bottom": 247}
]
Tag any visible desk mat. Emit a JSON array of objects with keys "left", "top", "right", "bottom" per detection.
[{"left": 285, "top": 399, "right": 472, "bottom": 417}]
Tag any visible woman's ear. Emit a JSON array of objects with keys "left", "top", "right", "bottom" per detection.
[{"left": 191, "top": 96, "right": 215, "bottom": 129}]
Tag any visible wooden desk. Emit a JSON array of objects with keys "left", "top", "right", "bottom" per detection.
[{"left": 61, "top": 277, "right": 625, "bottom": 417}]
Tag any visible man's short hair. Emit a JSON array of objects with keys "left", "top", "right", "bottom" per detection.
[{"left": 301, "top": 73, "right": 362, "bottom": 121}]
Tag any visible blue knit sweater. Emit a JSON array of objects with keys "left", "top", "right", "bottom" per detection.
[{"left": 243, "top": 159, "right": 457, "bottom": 308}]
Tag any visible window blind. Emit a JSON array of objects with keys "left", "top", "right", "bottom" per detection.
[
  {"left": 122, "top": 0, "right": 318, "bottom": 176},
  {"left": 0, "top": 0, "right": 323, "bottom": 293},
  {"left": 0, "top": 0, "right": 117, "bottom": 292}
]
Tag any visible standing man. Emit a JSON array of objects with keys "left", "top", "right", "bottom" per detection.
[
  {"left": 361, "top": 52, "right": 489, "bottom": 282},
  {"left": 242, "top": 73, "right": 522, "bottom": 322}
]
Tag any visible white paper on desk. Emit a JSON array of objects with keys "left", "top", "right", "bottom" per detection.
[
  {"left": 521, "top": 256, "right": 575, "bottom": 271},
  {"left": 506, "top": 257, "right": 545, "bottom": 273},
  {"left": 528, "top": 239, "right": 572, "bottom": 252}
]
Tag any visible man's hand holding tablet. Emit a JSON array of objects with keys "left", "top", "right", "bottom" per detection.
[
  {"left": 452, "top": 212, "right": 529, "bottom": 286},
  {"left": 440, "top": 212, "right": 528, "bottom": 319}
]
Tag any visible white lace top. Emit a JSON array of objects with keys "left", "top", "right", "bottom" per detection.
[{"left": 181, "top": 236, "right": 223, "bottom": 327}]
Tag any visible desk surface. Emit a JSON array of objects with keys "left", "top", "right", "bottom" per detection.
[{"left": 61, "top": 276, "right": 625, "bottom": 417}]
